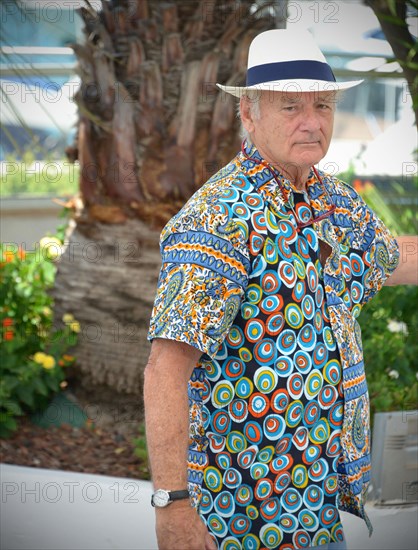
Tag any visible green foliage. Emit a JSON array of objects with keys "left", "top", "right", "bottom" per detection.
[
  {"left": 337, "top": 170, "right": 418, "bottom": 415},
  {"left": 359, "top": 285, "right": 418, "bottom": 417},
  {"left": 0, "top": 228, "right": 80, "bottom": 438},
  {"left": 1, "top": 150, "right": 79, "bottom": 197},
  {"left": 132, "top": 421, "right": 150, "bottom": 479}
]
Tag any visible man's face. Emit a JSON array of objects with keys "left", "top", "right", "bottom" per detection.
[{"left": 241, "top": 90, "right": 336, "bottom": 176}]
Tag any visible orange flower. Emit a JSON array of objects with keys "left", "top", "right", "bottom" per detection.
[
  {"left": 17, "top": 247, "right": 26, "bottom": 260},
  {"left": 2, "top": 318, "right": 13, "bottom": 327},
  {"left": 4, "top": 251, "right": 15, "bottom": 263},
  {"left": 4, "top": 330, "right": 14, "bottom": 341}
]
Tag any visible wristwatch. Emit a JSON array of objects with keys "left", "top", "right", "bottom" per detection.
[{"left": 151, "top": 489, "right": 190, "bottom": 508}]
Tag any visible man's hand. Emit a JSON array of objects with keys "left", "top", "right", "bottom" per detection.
[{"left": 155, "top": 501, "right": 217, "bottom": 550}]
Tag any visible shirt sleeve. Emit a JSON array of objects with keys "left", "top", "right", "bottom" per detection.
[
  {"left": 148, "top": 199, "right": 250, "bottom": 358},
  {"left": 340, "top": 182, "right": 400, "bottom": 305}
]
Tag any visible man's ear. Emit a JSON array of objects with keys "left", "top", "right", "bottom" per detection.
[{"left": 240, "top": 96, "right": 255, "bottom": 135}]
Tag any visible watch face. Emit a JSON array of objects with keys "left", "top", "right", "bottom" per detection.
[{"left": 152, "top": 489, "right": 170, "bottom": 507}]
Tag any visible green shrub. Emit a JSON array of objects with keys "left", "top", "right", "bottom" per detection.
[
  {"left": 1, "top": 151, "right": 79, "bottom": 197},
  {"left": 359, "top": 285, "right": 418, "bottom": 416},
  {"left": 0, "top": 228, "right": 79, "bottom": 438}
]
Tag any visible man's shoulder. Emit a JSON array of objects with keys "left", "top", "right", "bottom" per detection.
[{"left": 161, "top": 154, "right": 256, "bottom": 243}]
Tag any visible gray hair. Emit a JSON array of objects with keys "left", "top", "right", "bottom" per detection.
[{"left": 237, "top": 91, "right": 261, "bottom": 142}]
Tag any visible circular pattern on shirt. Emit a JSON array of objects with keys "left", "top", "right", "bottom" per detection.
[
  {"left": 303, "top": 485, "right": 324, "bottom": 511},
  {"left": 246, "top": 284, "right": 262, "bottom": 304},
  {"left": 280, "top": 513, "right": 298, "bottom": 533},
  {"left": 207, "top": 513, "right": 228, "bottom": 537},
  {"left": 260, "top": 295, "right": 283, "bottom": 314},
  {"left": 301, "top": 295, "right": 315, "bottom": 320},
  {"left": 319, "top": 504, "right": 338, "bottom": 527},
  {"left": 232, "top": 202, "right": 250, "bottom": 220},
  {"left": 281, "top": 488, "right": 303, "bottom": 512},
  {"left": 298, "top": 509, "right": 319, "bottom": 532},
  {"left": 237, "top": 446, "right": 258, "bottom": 470},
  {"left": 264, "top": 238, "right": 279, "bottom": 265},
  {"left": 292, "top": 280, "right": 306, "bottom": 302},
  {"left": 254, "top": 367, "right": 278, "bottom": 393},
  {"left": 235, "top": 484, "right": 253, "bottom": 506},
  {"left": 223, "top": 468, "right": 242, "bottom": 489},
  {"left": 226, "top": 431, "right": 247, "bottom": 453},
  {"left": 248, "top": 393, "right": 269, "bottom": 418},
  {"left": 318, "top": 383, "right": 338, "bottom": 409},
  {"left": 255, "top": 477, "right": 273, "bottom": 500},
  {"left": 292, "top": 426, "right": 309, "bottom": 451},
  {"left": 226, "top": 326, "right": 245, "bottom": 348},
  {"left": 285, "top": 303, "right": 304, "bottom": 329},
  {"left": 274, "top": 356, "right": 294, "bottom": 377},
  {"left": 263, "top": 414, "right": 286, "bottom": 441},
  {"left": 328, "top": 402, "right": 344, "bottom": 429},
  {"left": 323, "top": 326, "right": 336, "bottom": 351},
  {"left": 235, "top": 377, "right": 253, "bottom": 399},
  {"left": 260, "top": 523, "right": 283, "bottom": 548},
  {"left": 266, "top": 312, "right": 285, "bottom": 336},
  {"left": 228, "top": 514, "right": 251, "bottom": 537},
  {"left": 305, "top": 370, "right": 324, "bottom": 400},
  {"left": 216, "top": 451, "right": 232, "bottom": 470},
  {"left": 292, "top": 464, "right": 309, "bottom": 489},
  {"left": 244, "top": 421, "right": 263, "bottom": 445},
  {"left": 298, "top": 324, "right": 317, "bottom": 352},
  {"left": 303, "top": 401, "right": 321, "bottom": 427},
  {"left": 274, "top": 471, "right": 291, "bottom": 494},
  {"left": 260, "top": 497, "right": 281, "bottom": 522},
  {"left": 351, "top": 280, "right": 364, "bottom": 303},
  {"left": 277, "top": 329, "right": 297, "bottom": 355},
  {"left": 285, "top": 400, "right": 304, "bottom": 430},
  {"left": 211, "top": 377, "right": 234, "bottom": 407},
  {"left": 254, "top": 339, "right": 277, "bottom": 366},
  {"left": 323, "top": 474, "right": 338, "bottom": 497},
  {"left": 204, "top": 466, "right": 223, "bottom": 493},
  {"left": 261, "top": 271, "right": 281, "bottom": 295},
  {"left": 245, "top": 319, "right": 265, "bottom": 344},
  {"left": 270, "top": 389, "right": 289, "bottom": 414},
  {"left": 214, "top": 491, "right": 235, "bottom": 517},
  {"left": 279, "top": 261, "right": 297, "bottom": 288},
  {"left": 293, "top": 529, "right": 311, "bottom": 548},
  {"left": 309, "top": 418, "right": 330, "bottom": 445},
  {"left": 302, "top": 444, "right": 322, "bottom": 465},
  {"left": 308, "top": 458, "right": 329, "bottom": 482},
  {"left": 228, "top": 399, "right": 248, "bottom": 423},
  {"left": 323, "top": 359, "right": 341, "bottom": 385},
  {"left": 313, "top": 343, "right": 328, "bottom": 368},
  {"left": 212, "top": 410, "right": 231, "bottom": 435},
  {"left": 287, "top": 373, "right": 304, "bottom": 400}
]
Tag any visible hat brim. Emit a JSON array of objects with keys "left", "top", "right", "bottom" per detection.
[{"left": 216, "top": 79, "right": 363, "bottom": 98}]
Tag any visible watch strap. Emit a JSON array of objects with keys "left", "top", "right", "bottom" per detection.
[{"left": 168, "top": 489, "right": 189, "bottom": 501}]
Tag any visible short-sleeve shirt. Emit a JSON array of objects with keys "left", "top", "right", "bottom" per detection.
[{"left": 148, "top": 144, "right": 399, "bottom": 549}]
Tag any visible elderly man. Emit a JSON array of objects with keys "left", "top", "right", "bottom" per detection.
[{"left": 144, "top": 29, "right": 417, "bottom": 550}]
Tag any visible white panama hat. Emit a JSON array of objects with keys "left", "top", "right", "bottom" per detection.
[{"left": 217, "top": 29, "right": 363, "bottom": 97}]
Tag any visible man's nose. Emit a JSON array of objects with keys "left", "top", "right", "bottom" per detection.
[{"left": 300, "top": 108, "right": 321, "bottom": 131}]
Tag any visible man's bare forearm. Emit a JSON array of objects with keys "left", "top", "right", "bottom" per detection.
[
  {"left": 386, "top": 235, "right": 418, "bottom": 286},
  {"left": 144, "top": 338, "right": 202, "bottom": 490}
]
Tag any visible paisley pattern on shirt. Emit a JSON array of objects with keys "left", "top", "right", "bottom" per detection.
[{"left": 148, "top": 144, "right": 399, "bottom": 548}]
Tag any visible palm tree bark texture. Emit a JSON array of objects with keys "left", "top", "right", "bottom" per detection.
[{"left": 53, "top": 0, "right": 276, "bottom": 398}]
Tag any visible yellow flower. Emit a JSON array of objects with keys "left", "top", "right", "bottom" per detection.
[
  {"left": 70, "top": 321, "right": 81, "bottom": 333},
  {"left": 62, "top": 313, "right": 75, "bottom": 324},
  {"left": 42, "top": 355, "right": 55, "bottom": 369},
  {"left": 39, "top": 236, "right": 63, "bottom": 261},
  {"left": 42, "top": 307, "right": 52, "bottom": 317},
  {"left": 33, "top": 352, "right": 47, "bottom": 364}
]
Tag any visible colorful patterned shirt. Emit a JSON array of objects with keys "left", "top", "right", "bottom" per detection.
[{"left": 148, "top": 143, "right": 399, "bottom": 549}]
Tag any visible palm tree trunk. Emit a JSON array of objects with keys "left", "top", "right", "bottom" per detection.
[{"left": 53, "top": 0, "right": 276, "bottom": 398}]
